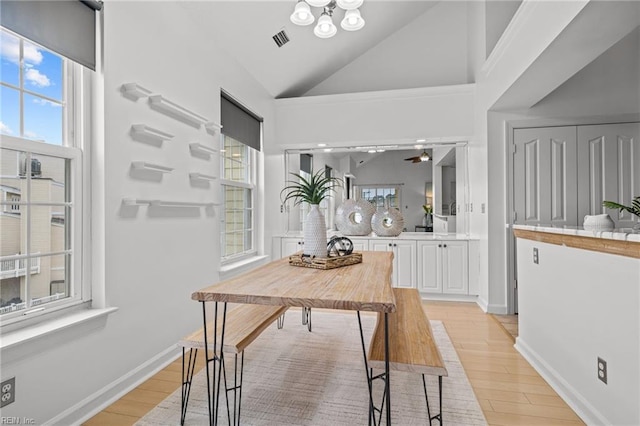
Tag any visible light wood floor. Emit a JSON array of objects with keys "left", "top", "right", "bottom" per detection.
[{"left": 84, "top": 302, "right": 584, "bottom": 425}]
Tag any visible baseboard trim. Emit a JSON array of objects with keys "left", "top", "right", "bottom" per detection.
[
  {"left": 476, "top": 296, "right": 489, "bottom": 312},
  {"left": 486, "top": 303, "right": 508, "bottom": 314},
  {"left": 48, "top": 345, "right": 181, "bottom": 425},
  {"left": 515, "top": 337, "right": 609, "bottom": 425},
  {"left": 420, "top": 293, "right": 479, "bottom": 303}
]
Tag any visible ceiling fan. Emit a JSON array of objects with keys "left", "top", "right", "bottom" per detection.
[{"left": 404, "top": 151, "right": 431, "bottom": 163}]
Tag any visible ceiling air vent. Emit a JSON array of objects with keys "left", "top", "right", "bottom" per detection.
[{"left": 272, "top": 29, "right": 290, "bottom": 48}]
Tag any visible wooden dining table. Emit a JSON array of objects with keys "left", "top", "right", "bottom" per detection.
[{"left": 191, "top": 250, "right": 397, "bottom": 425}]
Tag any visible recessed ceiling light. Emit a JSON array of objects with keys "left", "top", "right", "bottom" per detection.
[
  {"left": 414, "top": 144, "right": 423, "bottom": 149},
  {"left": 367, "top": 149, "right": 376, "bottom": 153},
  {"left": 416, "top": 139, "right": 426, "bottom": 143},
  {"left": 317, "top": 143, "right": 327, "bottom": 147},
  {"left": 376, "top": 149, "right": 385, "bottom": 153},
  {"left": 323, "top": 148, "right": 333, "bottom": 152}
]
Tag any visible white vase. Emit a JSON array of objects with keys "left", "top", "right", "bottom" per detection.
[
  {"left": 304, "top": 204, "right": 328, "bottom": 258},
  {"left": 583, "top": 214, "right": 615, "bottom": 231}
]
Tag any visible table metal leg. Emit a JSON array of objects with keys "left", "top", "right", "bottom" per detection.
[
  {"left": 201, "top": 301, "right": 227, "bottom": 426},
  {"left": 384, "top": 312, "right": 391, "bottom": 425}
]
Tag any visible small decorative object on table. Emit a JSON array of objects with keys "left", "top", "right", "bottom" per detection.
[
  {"left": 603, "top": 196, "right": 640, "bottom": 232},
  {"left": 281, "top": 169, "right": 342, "bottom": 258},
  {"left": 289, "top": 236, "right": 362, "bottom": 269}
]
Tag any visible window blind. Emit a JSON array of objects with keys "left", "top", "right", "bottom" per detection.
[
  {"left": 221, "top": 91, "right": 262, "bottom": 152},
  {"left": 0, "top": 0, "right": 102, "bottom": 70}
]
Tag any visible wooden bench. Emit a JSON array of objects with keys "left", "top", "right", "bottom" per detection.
[
  {"left": 178, "top": 304, "right": 288, "bottom": 425},
  {"left": 368, "top": 288, "right": 448, "bottom": 425}
]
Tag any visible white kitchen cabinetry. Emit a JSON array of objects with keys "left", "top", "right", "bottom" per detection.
[
  {"left": 349, "top": 237, "right": 369, "bottom": 252},
  {"left": 281, "top": 237, "right": 304, "bottom": 257},
  {"left": 369, "top": 239, "right": 416, "bottom": 288},
  {"left": 417, "top": 240, "right": 468, "bottom": 294}
]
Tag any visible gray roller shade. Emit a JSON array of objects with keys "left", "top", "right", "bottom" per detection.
[
  {"left": 0, "top": 0, "right": 102, "bottom": 70},
  {"left": 221, "top": 92, "right": 262, "bottom": 152}
]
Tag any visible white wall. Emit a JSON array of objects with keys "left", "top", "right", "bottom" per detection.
[
  {"left": 0, "top": 3, "right": 275, "bottom": 423},
  {"left": 516, "top": 237, "right": 640, "bottom": 425},
  {"left": 485, "top": 0, "right": 522, "bottom": 58},
  {"left": 305, "top": 1, "right": 471, "bottom": 96}
]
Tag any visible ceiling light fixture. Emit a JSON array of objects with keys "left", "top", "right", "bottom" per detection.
[{"left": 290, "top": 0, "right": 365, "bottom": 39}]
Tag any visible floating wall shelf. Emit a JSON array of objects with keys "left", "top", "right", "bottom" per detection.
[
  {"left": 189, "top": 143, "right": 218, "bottom": 156},
  {"left": 123, "top": 198, "right": 218, "bottom": 207},
  {"left": 205, "top": 121, "right": 223, "bottom": 135},
  {"left": 121, "top": 83, "right": 153, "bottom": 100},
  {"left": 131, "top": 161, "right": 174, "bottom": 173},
  {"left": 131, "top": 124, "right": 174, "bottom": 142},
  {"left": 189, "top": 173, "right": 217, "bottom": 181},
  {"left": 149, "top": 95, "right": 209, "bottom": 126}
]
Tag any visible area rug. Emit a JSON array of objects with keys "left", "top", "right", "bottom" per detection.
[{"left": 136, "top": 310, "right": 486, "bottom": 425}]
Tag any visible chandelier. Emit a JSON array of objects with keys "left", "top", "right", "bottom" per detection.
[{"left": 290, "top": 0, "right": 365, "bottom": 39}]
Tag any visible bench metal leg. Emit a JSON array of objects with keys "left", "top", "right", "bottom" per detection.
[
  {"left": 180, "top": 347, "right": 199, "bottom": 425},
  {"left": 222, "top": 351, "right": 245, "bottom": 426},
  {"left": 202, "top": 301, "right": 227, "bottom": 426},
  {"left": 277, "top": 312, "right": 285, "bottom": 329},
  {"left": 357, "top": 312, "right": 392, "bottom": 426},
  {"left": 422, "top": 374, "right": 444, "bottom": 425},
  {"left": 301, "top": 307, "right": 312, "bottom": 332}
]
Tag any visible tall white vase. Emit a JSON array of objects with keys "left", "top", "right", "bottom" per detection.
[{"left": 304, "top": 204, "right": 327, "bottom": 258}]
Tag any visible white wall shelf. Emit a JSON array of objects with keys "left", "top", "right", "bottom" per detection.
[
  {"left": 189, "top": 142, "right": 218, "bottom": 156},
  {"left": 205, "top": 121, "right": 223, "bottom": 135},
  {"left": 123, "top": 198, "right": 218, "bottom": 207},
  {"left": 131, "top": 124, "right": 174, "bottom": 142},
  {"left": 189, "top": 172, "right": 217, "bottom": 181},
  {"left": 121, "top": 83, "right": 153, "bottom": 100},
  {"left": 131, "top": 161, "right": 174, "bottom": 173},
  {"left": 149, "top": 95, "right": 209, "bottom": 127}
]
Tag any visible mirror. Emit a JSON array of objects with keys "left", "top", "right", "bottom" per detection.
[{"left": 283, "top": 142, "right": 469, "bottom": 235}]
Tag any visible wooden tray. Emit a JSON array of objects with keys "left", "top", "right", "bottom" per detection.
[{"left": 288, "top": 252, "right": 363, "bottom": 270}]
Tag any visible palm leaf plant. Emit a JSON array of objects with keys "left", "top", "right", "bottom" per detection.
[
  {"left": 281, "top": 169, "right": 342, "bottom": 258},
  {"left": 281, "top": 169, "right": 342, "bottom": 206},
  {"left": 602, "top": 196, "right": 640, "bottom": 219}
]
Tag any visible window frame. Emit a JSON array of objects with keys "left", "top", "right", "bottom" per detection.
[
  {"left": 0, "top": 28, "right": 90, "bottom": 329},
  {"left": 357, "top": 184, "right": 402, "bottom": 209},
  {"left": 219, "top": 134, "right": 258, "bottom": 264}
]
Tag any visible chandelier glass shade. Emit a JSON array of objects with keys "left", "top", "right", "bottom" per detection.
[
  {"left": 290, "top": 0, "right": 365, "bottom": 39},
  {"left": 290, "top": 1, "right": 315, "bottom": 26}
]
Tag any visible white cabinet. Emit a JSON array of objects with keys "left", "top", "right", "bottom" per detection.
[
  {"left": 281, "top": 237, "right": 304, "bottom": 257},
  {"left": 370, "top": 239, "right": 416, "bottom": 288},
  {"left": 417, "top": 240, "right": 468, "bottom": 294},
  {"left": 349, "top": 237, "right": 369, "bottom": 252}
]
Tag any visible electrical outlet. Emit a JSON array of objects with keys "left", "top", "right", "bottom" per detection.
[
  {"left": 598, "top": 357, "right": 607, "bottom": 384},
  {"left": 533, "top": 248, "right": 539, "bottom": 264},
  {"left": 1, "top": 377, "right": 15, "bottom": 407}
]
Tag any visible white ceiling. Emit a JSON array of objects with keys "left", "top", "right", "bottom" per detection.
[{"left": 182, "top": 1, "right": 439, "bottom": 98}]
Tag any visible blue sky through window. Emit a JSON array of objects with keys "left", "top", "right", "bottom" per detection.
[{"left": 0, "top": 29, "right": 63, "bottom": 145}]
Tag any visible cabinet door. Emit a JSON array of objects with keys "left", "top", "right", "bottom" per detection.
[
  {"left": 513, "top": 126, "right": 578, "bottom": 226},
  {"left": 350, "top": 238, "right": 369, "bottom": 252},
  {"left": 281, "top": 238, "right": 303, "bottom": 257},
  {"left": 577, "top": 123, "right": 640, "bottom": 229},
  {"left": 369, "top": 240, "right": 392, "bottom": 252},
  {"left": 442, "top": 241, "right": 468, "bottom": 294},
  {"left": 394, "top": 241, "right": 416, "bottom": 288},
  {"left": 417, "top": 241, "right": 441, "bottom": 293}
]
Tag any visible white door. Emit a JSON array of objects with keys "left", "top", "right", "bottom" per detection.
[
  {"left": 441, "top": 241, "right": 468, "bottom": 294},
  {"left": 394, "top": 240, "right": 416, "bottom": 288},
  {"left": 513, "top": 126, "right": 578, "bottom": 227},
  {"left": 577, "top": 123, "right": 640, "bottom": 229},
  {"left": 417, "top": 241, "right": 441, "bottom": 293}
]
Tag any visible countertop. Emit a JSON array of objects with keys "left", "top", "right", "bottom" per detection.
[
  {"left": 276, "top": 231, "right": 477, "bottom": 241},
  {"left": 513, "top": 224, "right": 640, "bottom": 243}
]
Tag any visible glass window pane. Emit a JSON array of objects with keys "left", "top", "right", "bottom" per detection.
[
  {"left": 0, "top": 85, "right": 20, "bottom": 137},
  {"left": 31, "top": 205, "right": 68, "bottom": 254},
  {"left": 30, "top": 254, "right": 69, "bottom": 305},
  {"left": 24, "top": 93, "right": 63, "bottom": 145},
  {"left": 23, "top": 41, "right": 63, "bottom": 101},
  {"left": 0, "top": 30, "right": 20, "bottom": 87},
  {"left": 30, "top": 154, "right": 68, "bottom": 203},
  {"left": 0, "top": 275, "right": 25, "bottom": 314}
]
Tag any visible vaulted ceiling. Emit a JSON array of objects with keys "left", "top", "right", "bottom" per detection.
[{"left": 182, "top": 1, "right": 464, "bottom": 98}]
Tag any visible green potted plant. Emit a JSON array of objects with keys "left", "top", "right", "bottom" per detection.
[
  {"left": 603, "top": 196, "right": 640, "bottom": 231},
  {"left": 281, "top": 169, "right": 342, "bottom": 258}
]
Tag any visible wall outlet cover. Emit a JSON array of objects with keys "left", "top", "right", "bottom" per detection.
[{"left": 1, "top": 377, "right": 15, "bottom": 407}]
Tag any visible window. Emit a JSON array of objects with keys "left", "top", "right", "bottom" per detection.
[
  {"left": 219, "top": 92, "right": 262, "bottom": 263},
  {"left": 0, "top": 28, "right": 88, "bottom": 325},
  {"left": 358, "top": 185, "right": 401, "bottom": 209}
]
